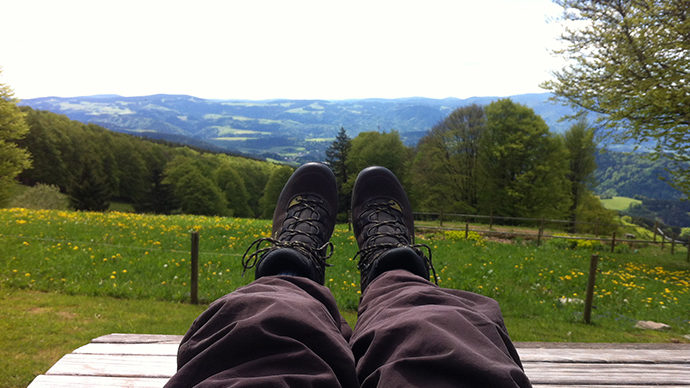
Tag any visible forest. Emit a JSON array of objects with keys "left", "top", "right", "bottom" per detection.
[
  {"left": 14, "top": 107, "right": 286, "bottom": 218},
  {"left": 7, "top": 99, "right": 688, "bottom": 229}
]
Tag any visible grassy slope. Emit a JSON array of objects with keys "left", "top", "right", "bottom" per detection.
[
  {"left": 1, "top": 208, "right": 689, "bottom": 387},
  {"left": 601, "top": 196, "right": 642, "bottom": 211}
]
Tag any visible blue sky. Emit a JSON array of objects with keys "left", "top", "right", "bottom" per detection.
[{"left": 2, "top": 0, "right": 565, "bottom": 100}]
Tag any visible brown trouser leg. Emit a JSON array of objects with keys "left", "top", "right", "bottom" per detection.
[
  {"left": 352, "top": 270, "right": 530, "bottom": 387},
  {"left": 165, "top": 276, "right": 358, "bottom": 387},
  {"left": 168, "top": 271, "right": 530, "bottom": 387}
]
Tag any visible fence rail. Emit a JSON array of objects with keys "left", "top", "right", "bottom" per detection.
[
  {"left": 413, "top": 212, "right": 690, "bottom": 261},
  {"left": 413, "top": 211, "right": 618, "bottom": 228}
]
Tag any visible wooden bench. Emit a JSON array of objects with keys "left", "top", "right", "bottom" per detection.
[{"left": 29, "top": 334, "right": 690, "bottom": 387}]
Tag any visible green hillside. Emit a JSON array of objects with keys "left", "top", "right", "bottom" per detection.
[{"left": 600, "top": 196, "right": 642, "bottom": 211}]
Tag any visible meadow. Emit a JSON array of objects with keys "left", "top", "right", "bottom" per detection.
[
  {"left": 2, "top": 208, "right": 689, "bottom": 386},
  {"left": 600, "top": 196, "right": 642, "bottom": 211}
]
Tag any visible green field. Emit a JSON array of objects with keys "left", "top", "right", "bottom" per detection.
[
  {"left": 1, "top": 208, "right": 689, "bottom": 387},
  {"left": 600, "top": 196, "right": 642, "bottom": 211}
]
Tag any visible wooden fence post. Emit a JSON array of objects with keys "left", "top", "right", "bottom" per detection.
[
  {"left": 584, "top": 254, "right": 599, "bottom": 324},
  {"left": 439, "top": 210, "right": 444, "bottom": 227},
  {"left": 671, "top": 235, "right": 675, "bottom": 255},
  {"left": 661, "top": 234, "right": 665, "bottom": 251},
  {"left": 610, "top": 232, "right": 616, "bottom": 253},
  {"left": 190, "top": 231, "right": 199, "bottom": 304},
  {"left": 489, "top": 211, "right": 494, "bottom": 231},
  {"left": 537, "top": 218, "right": 544, "bottom": 246},
  {"left": 465, "top": 223, "right": 469, "bottom": 240}
]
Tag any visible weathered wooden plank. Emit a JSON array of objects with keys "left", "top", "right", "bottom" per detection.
[
  {"left": 40, "top": 334, "right": 690, "bottom": 387},
  {"left": 45, "top": 354, "right": 176, "bottom": 378},
  {"left": 28, "top": 375, "right": 169, "bottom": 388},
  {"left": 92, "top": 333, "right": 183, "bottom": 344},
  {"left": 531, "top": 385, "right": 685, "bottom": 388},
  {"left": 523, "top": 362, "right": 690, "bottom": 385},
  {"left": 517, "top": 348, "right": 690, "bottom": 363},
  {"left": 516, "top": 342, "right": 690, "bottom": 350},
  {"left": 74, "top": 343, "right": 180, "bottom": 356}
]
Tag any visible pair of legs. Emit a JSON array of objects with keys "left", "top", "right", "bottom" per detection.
[{"left": 165, "top": 164, "right": 531, "bottom": 387}]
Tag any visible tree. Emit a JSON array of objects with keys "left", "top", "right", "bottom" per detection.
[
  {"left": 215, "top": 163, "right": 252, "bottom": 217},
  {"left": 259, "top": 166, "right": 294, "bottom": 218},
  {"left": 163, "top": 156, "right": 228, "bottom": 215},
  {"left": 478, "top": 99, "right": 571, "bottom": 219},
  {"left": 346, "top": 131, "right": 411, "bottom": 185},
  {"left": 17, "top": 108, "right": 70, "bottom": 189},
  {"left": 69, "top": 154, "right": 111, "bottom": 211},
  {"left": 563, "top": 119, "right": 598, "bottom": 230},
  {"left": 0, "top": 73, "right": 32, "bottom": 205},
  {"left": 111, "top": 136, "right": 148, "bottom": 203},
  {"left": 410, "top": 105, "right": 485, "bottom": 213},
  {"left": 174, "top": 172, "right": 228, "bottom": 216},
  {"left": 325, "top": 126, "right": 352, "bottom": 215},
  {"left": 543, "top": 0, "right": 690, "bottom": 195},
  {"left": 234, "top": 161, "right": 272, "bottom": 217},
  {"left": 134, "top": 168, "right": 177, "bottom": 214}
]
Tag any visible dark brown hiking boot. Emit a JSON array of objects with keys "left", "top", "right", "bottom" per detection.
[
  {"left": 241, "top": 162, "right": 337, "bottom": 284},
  {"left": 351, "top": 166, "right": 436, "bottom": 291}
]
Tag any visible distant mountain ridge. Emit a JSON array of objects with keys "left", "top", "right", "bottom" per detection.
[{"left": 19, "top": 93, "right": 589, "bottom": 163}]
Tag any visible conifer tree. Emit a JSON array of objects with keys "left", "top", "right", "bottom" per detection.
[
  {"left": 325, "top": 127, "right": 351, "bottom": 215},
  {"left": 135, "top": 168, "right": 177, "bottom": 214},
  {"left": 69, "top": 155, "right": 111, "bottom": 211}
]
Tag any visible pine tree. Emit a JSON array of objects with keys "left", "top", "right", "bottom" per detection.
[
  {"left": 134, "top": 168, "right": 177, "bottom": 214},
  {"left": 69, "top": 155, "right": 111, "bottom": 211},
  {"left": 325, "top": 127, "right": 351, "bottom": 215}
]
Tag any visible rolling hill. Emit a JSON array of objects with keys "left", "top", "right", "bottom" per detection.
[{"left": 20, "top": 93, "right": 583, "bottom": 163}]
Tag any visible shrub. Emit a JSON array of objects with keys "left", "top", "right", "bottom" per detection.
[
  {"left": 544, "top": 234, "right": 606, "bottom": 251},
  {"left": 9, "top": 184, "right": 68, "bottom": 210},
  {"left": 444, "top": 230, "right": 486, "bottom": 247},
  {"left": 574, "top": 238, "right": 606, "bottom": 251}
]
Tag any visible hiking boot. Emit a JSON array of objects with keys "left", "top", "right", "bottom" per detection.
[
  {"left": 351, "top": 166, "right": 436, "bottom": 291},
  {"left": 241, "top": 162, "right": 337, "bottom": 284}
]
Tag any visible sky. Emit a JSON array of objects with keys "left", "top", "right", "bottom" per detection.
[{"left": 1, "top": 0, "right": 566, "bottom": 100}]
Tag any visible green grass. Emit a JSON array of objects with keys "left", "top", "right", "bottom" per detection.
[
  {"left": 108, "top": 201, "right": 135, "bottom": 212},
  {"left": 1, "top": 208, "right": 689, "bottom": 386},
  {"left": 601, "top": 196, "right": 642, "bottom": 211},
  {"left": 0, "top": 285, "right": 206, "bottom": 388}
]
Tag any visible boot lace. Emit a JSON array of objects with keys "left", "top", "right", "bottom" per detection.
[
  {"left": 241, "top": 195, "right": 333, "bottom": 276},
  {"left": 354, "top": 200, "right": 437, "bottom": 284}
]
